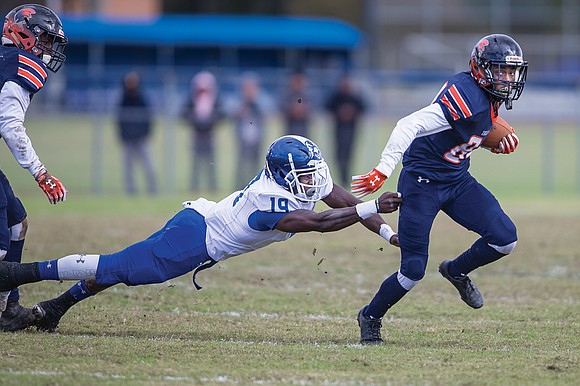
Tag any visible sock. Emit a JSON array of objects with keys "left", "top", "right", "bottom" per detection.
[
  {"left": 38, "top": 259, "right": 60, "bottom": 280},
  {"left": 449, "top": 238, "right": 505, "bottom": 277},
  {"left": 50, "top": 280, "right": 96, "bottom": 318},
  {"left": 366, "top": 272, "right": 409, "bottom": 319},
  {"left": 69, "top": 280, "right": 96, "bottom": 302},
  {"left": 4, "top": 240, "right": 25, "bottom": 303}
]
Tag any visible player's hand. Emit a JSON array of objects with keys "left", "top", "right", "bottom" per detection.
[
  {"left": 491, "top": 133, "right": 519, "bottom": 154},
  {"left": 376, "top": 191, "right": 402, "bottom": 213},
  {"left": 389, "top": 234, "right": 400, "bottom": 247},
  {"left": 351, "top": 168, "right": 387, "bottom": 198},
  {"left": 34, "top": 169, "right": 67, "bottom": 204}
]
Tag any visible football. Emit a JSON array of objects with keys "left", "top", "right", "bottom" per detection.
[{"left": 481, "top": 116, "right": 515, "bottom": 149}]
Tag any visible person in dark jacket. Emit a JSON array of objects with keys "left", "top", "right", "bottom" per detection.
[
  {"left": 117, "top": 71, "right": 157, "bottom": 195},
  {"left": 325, "top": 75, "right": 366, "bottom": 187}
]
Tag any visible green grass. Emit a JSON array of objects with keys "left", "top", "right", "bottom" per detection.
[{"left": 0, "top": 195, "right": 578, "bottom": 385}]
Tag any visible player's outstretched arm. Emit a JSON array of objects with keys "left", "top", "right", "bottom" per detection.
[
  {"left": 275, "top": 185, "right": 401, "bottom": 237},
  {"left": 323, "top": 183, "right": 400, "bottom": 246}
]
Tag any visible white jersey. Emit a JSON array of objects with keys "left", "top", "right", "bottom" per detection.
[{"left": 183, "top": 169, "right": 333, "bottom": 261}]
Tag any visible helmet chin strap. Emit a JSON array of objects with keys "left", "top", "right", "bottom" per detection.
[{"left": 305, "top": 188, "right": 315, "bottom": 197}]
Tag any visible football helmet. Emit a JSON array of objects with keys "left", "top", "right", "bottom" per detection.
[
  {"left": 469, "top": 34, "right": 528, "bottom": 109},
  {"left": 3, "top": 4, "right": 67, "bottom": 72},
  {"left": 265, "top": 135, "right": 330, "bottom": 202}
]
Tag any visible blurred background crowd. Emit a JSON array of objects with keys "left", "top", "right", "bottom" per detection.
[{"left": 1, "top": 0, "right": 578, "bottom": 196}]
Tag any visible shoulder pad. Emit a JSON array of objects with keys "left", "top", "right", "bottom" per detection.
[
  {"left": 436, "top": 73, "right": 487, "bottom": 122},
  {"left": 1, "top": 47, "right": 47, "bottom": 94}
]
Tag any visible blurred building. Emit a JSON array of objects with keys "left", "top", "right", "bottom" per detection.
[{"left": 1, "top": 0, "right": 577, "bottom": 115}]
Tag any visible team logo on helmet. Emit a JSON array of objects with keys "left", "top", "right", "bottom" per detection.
[
  {"left": 304, "top": 140, "right": 322, "bottom": 160},
  {"left": 476, "top": 38, "right": 489, "bottom": 53}
]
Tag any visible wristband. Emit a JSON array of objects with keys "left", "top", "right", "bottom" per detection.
[
  {"left": 379, "top": 223, "right": 396, "bottom": 242},
  {"left": 355, "top": 200, "right": 378, "bottom": 220}
]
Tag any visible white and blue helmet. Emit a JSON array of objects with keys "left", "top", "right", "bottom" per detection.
[{"left": 265, "top": 135, "right": 330, "bottom": 202}]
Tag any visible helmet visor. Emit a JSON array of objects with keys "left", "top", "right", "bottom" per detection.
[
  {"left": 485, "top": 61, "right": 528, "bottom": 106},
  {"left": 33, "top": 25, "right": 67, "bottom": 72},
  {"left": 285, "top": 158, "right": 330, "bottom": 202}
]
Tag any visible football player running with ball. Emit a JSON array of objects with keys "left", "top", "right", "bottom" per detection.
[
  {"left": 0, "top": 135, "right": 402, "bottom": 333},
  {"left": 0, "top": 4, "right": 68, "bottom": 331},
  {"left": 351, "top": 34, "right": 528, "bottom": 344}
]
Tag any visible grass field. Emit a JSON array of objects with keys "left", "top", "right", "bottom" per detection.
[{"left": 0, "top": 114, "right": 579, "bottom": 385}]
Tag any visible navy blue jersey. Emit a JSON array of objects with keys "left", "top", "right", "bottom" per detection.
[
  {"left": 0, "top": 45, "right": 47, "bottom": 94},
  {"left": 402, "top": 72, "right": 495, "bottom": 182}
]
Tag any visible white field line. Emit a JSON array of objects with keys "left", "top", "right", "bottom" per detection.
[{"left": 3, "top": 369, "right": 387, "bottom": 385}]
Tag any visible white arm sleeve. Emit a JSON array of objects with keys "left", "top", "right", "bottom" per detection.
[
  {"left": 375, "top": 103, "right": 451, "bottom": 177},
  {"left": 0, "top": 81, "right": 44, "bottom": 176}
]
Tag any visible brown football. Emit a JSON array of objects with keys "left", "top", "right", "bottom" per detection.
[{"left": 482, "top": 116, "right": 515, "bottom": 149}]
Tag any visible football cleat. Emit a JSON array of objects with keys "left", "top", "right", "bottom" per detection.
[
  {"left": 0, "top": 301, "right": 38, "bottom": 332},
  {"left": 439, "top": 260, "right": 484, "bottom": 309},
  {"left": 32, "top": 300, "right": 64, "bottom": 333},
  {"left": 357, "top": 306, "right": 383, "bottom": 345}
]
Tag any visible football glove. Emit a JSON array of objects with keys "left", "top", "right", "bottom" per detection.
[
  {"left": 34, "top": 169, "right": 67, "bottom": 204},
  {"left": 491, "top": 133, "right": 519, "bottom": 154},
  {"left": 351, "top": 168, "right": 387, "bottom": 199}
]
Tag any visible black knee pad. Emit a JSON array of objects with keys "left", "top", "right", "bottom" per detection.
[{"left": 400, "top": 256, "right": 427, "bottom": 282}]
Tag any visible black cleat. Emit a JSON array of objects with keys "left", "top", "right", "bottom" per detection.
[
  {"left": 0, "top": 301, "right": 38, "bottom": 332},
  {"left": 357, "top": 307, "right": 383, "bottom": 345},
  {"left": 439, "top": 260, "right": 484, "bottom": 309},
  {"left": 32, "top": 300, "right": 64, "bottom": 333}
]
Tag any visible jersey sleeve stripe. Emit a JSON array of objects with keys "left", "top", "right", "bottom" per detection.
[
  {"left": 18, "top": 54, "right": 48, "bottom": 80},
  {"left": 440, "top": 95, "right": 460, "bottom": 120},
  {"left": 17, "top": 67, "right": 44, "bottom": 89},
  {"left": 448, "top": 85, "right": 472, "bottom": 118},
  {"left": 18, "top": 55, "right": 48, "bottom": 82}
]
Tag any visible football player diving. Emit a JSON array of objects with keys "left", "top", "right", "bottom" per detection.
[
  {"left": 350, "top": 34, "right": 528, "bottom": 344},
  {"left": 0, "top": 135, "right": 402, "bottom": 333},
  {"left": 0, "top": 4, "right": 68, "bottom": 331}
]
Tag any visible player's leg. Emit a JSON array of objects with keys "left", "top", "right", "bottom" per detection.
[
  {"left": 0, "top": 253, "right": 101, "bottom": 293},
  {"left": 0, "top": 172, "right": 32, "bottom": 320},
  {"left": 0, "top": 218, "right": 40, "bottom": 331},
  {"left": 0, "top": 173, "right": 11, "bottom": 312},
  {"left": 358, "top": 170, "right": 439, "bottom": 344},
  {"left": 440, "top": 175, "right": 517, "bottom": 308}
]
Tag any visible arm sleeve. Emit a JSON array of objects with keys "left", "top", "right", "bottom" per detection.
[
  {"left": 375, "top": 103, "right": 451, "bottom": 177},
  {"left": 0, "top": 81, "right": 44, "bottom": 176},
  {"left": 248, "top": 210, "right": 290, "bottom": 231}
]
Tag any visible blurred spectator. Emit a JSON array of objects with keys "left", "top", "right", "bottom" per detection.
[
  {"left": 281, "top": 71, "right": 311, "bottom": 137},
  {"left": 116, "top": 71, "right": 157, "bottom": 195},
  {"left": 325, "top": 74, "right": 366, "bottom": 187},
  {"left": 232, "top": 74, "right": 266, "bottom": 189},
  {"left": 182, "top": 71, "right": 224, "bottom": 192}
]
